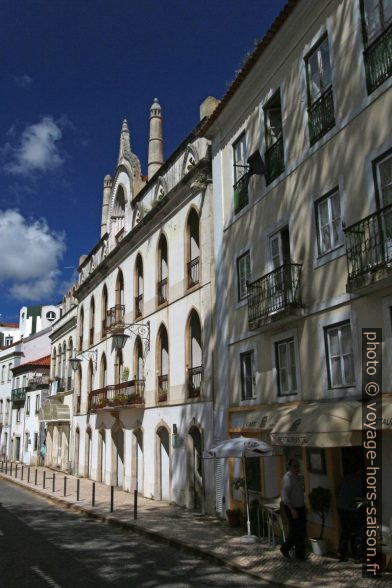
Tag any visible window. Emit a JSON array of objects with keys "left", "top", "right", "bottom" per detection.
[
  {"left": 306, "top": 36, "right": 335, "bottom": 144},
  {"left": 276, "top": 338, "right": 298, "bottom": 396},
  {"left": 240, "top": 351, "right": 255, "bottom": 400},
  {"left": 233, "top": 133, "right": 249, "bottom": 213},
  {"left": 7, "top": 363, "right": 12, "bottom": 382},
  {"left": 157, "top": 234, "right": 168, "bottom": 305},
  {"left": 134, "top": 256, "right": 143, "bottom": 318},
  {"left": 186, "top": 209, "right": 200, "bottom": 288},
  {"left": 376, "top": 151, "right": 392, "bottom": 207},
  {"left": 237, "top": 251, "right": 251, "bottom": 301},
  {"left": 16, "top": 409, "right": 21, "bottom": 423},
  {"left": 1, "top": 365, "right": 5, "bottom": 383},
  {"left": 361, "top": 0, "right": 392, "bottom": 93},
  {"left": 26, "top": 396, "right": 30, "bottom": 415},
  {"left": 264, "top": 91, "right": 285, "bottom": 184},
  {"left": 35, "top": 395, "right": 40, "bottom": 414},
  {"left": 315, "top": 189, "right": 343, "bottom": 255},
  {"left": 5, "top": 336, "right": 13, "bottom": 346},
  {"left": 325, "top": 322, "right": 355, "bottom": 388},
  {"left": 34, "top": 433, "right": 38, "bottom": 451}
]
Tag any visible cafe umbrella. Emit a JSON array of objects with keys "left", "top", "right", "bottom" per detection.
[{"left": 203, "top": 437, "right": 272, "bottom": 542}]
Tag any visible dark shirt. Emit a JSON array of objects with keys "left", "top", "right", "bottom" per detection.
[{"left": 337, "top": 473, "right": 362, "bottom": 511}]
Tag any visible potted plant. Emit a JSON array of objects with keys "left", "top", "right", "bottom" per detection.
[{"left": 308, "top": 486, "right": 331, "bottom": 555}]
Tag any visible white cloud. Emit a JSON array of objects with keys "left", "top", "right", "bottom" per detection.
[
  {"left": 0, "top": 210, "right": 66, "bottom": 301},
  {"left": 14, "top": 74, "right": 33, "bottom": 88},
  {"left": 4, "top": 117, "right": 65, "bottom": 176}
]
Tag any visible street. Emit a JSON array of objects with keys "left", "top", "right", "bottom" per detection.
[{"left": 0, "top": 479, "right": 271, "bottom": 588}]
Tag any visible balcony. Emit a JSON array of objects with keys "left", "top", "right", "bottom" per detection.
[
  {"left": 265, "top": 136, "right": 284, "bottom": 185},
  {"left": 247, "top": 263, "right": 303, "bottom": 330},
  {"left": 188, "top": 366, "right": 202, "bottom": 399},
  {"left": 157, "top": 374, "right": 168, "bottom": 402},
  {"left": 106, "top": 305, "right": 125, "bottom": 331},
  {"left": 157, "top": 278, "right": 168, "bottom": 305},
  {"left": 135, "top": 295, "right": 143, "bottom": 319},
  {"left": 308, "top": 86, "right": 335, "bottom": 145},
  {"left": 345, "top": 204, "right": 392, "bottom": 292},
  {"left": 364, "top": 24, "right": 392, "bottom": 94},
  {"left": 89, "top": 380, "right": 145, "bottom": 411},
  {"left": 233, "top": 173, "right": 249, "bottom": 214},
  {"left": 11, "top": 388, "right": 27, "bottom": 402},
  {"left": 187, "top": 257, "right": 199, "bottom": 288},
  {"left": 27, "top": 375, "right": 50, "bottom": 390}
]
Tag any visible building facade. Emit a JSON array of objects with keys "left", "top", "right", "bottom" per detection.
[
  {"left": 71, "top": 98, "right": 218, "bottom": 512},
  {"left": 202, "top": 0, "right": 392, "bottom": 545}
]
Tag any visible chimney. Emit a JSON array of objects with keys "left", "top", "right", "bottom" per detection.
[
  {"left": 101, "top": 174, "right": 112, "bottom": 237},
  {"left": 199, "top": 96, "right": 220, "bottom": 121},
  {"left": 148, "top": 98, "right": 163, "bottom": 180}
]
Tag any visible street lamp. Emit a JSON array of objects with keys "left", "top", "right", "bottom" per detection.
[
  {"left": 111, "top": 321, "right": 150, "bottom": 354},
  {"left": 69, "top": 349, "right": 98, "bottom": 372}
]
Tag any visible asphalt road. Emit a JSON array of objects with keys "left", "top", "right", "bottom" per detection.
[{"left": 0, "top": 479, "right": 271, "bottom": 588}]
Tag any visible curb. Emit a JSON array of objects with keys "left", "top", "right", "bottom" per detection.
[{"left": 0, "top": 471, "right": 301, "bottom": 588}]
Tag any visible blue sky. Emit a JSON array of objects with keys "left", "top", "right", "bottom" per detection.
[{"left": 0, "top": 0, "right": 286, "bottom": 322}]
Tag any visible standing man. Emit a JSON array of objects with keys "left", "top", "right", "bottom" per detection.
[{"left": 280, "top": 458, "right": 307, "bottom": 560}]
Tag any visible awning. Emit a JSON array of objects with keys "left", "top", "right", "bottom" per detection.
[
  {"left": 39, "top": 398, "right": 70, "bottom": 423},
  {"left": 242, "top": 405, "right": 292, "bottom": 432},
  {"left": 270, "top": 401, "right": 361, "bottom": 447},
  {"left": 351, "top": 398, "right": 392, "bottom": 430}
]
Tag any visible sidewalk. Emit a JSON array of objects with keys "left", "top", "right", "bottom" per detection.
[{"left": 0, "top": 462, "right": 389, "bottom": 588}]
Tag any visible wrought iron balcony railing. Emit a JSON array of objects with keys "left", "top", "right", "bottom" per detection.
[
  {"left": 344, "top": 204, "right": 392, "bottom": 282},
  {"left": 247, "top": 263, "right": 303, "bottom": 329},
  {"left": 364, "top": 24, "right": 392, "bottom": 94},
  {"left": 308, "top": 86, "right": 335, "bottom": 145},
  {"left": 187, "top": 257, "right": 199, "bottom": 288},
  {"left": 107, "top": 304, "right": 125, "bottom": 331},
  {"left": 233, "top": 173, "right": 249, "bottom": 214},
  {"left": 11, "top": 388, "right": 27, "bottom": 402},
  {"left": 265, "top": 136, "right": 284, "bottom": 185},
  {"left": 188, "top": 366, "right": 202, "bottom": 399},
  {"left": 89, "top": 380, "right": 145, "bottom": 411},
  {"left": 157, "top": 374, "right": 168, "bottom": 402},
  {"left": 135, "top": 295, "right": 143, "bottom": 319},
  {"left": 157, "top": 278, "right": 168, "bottom": 305}
]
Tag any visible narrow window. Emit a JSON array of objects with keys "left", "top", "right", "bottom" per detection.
[
  {"left": 315, "top": 189, "right": 343, "bottom": 255},
  {"left": 237, "top": 251, "right": 251, "bottom": 301},
  {"left": 276, "top": 338, "right": 298, "bottom": 396},
  {"left": 264, "top": 90, "right": 284, "bottom": 184},
  {"left": 233, "top": 133, "right": 249, "bottom": 213},
  {"left": 325, "top": 322, "right": 355, "bottom": 388},
  {"left": 240, "top": 351, "right": 255, "bottom": 400}
]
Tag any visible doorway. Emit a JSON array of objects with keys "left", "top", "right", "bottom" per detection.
[
  {"left": 98, "top": 429, "right": 106, "bottom": 483},
  {"left": 188, "top": 426, "right": 203, "bottom": 510},
  {"left": 112, "top": 428, "right": 124, "bottom": 487},
  {"left": 157, "top": 426, "right": 170, "bottom": 501},
  {"left": 134, "top": 429, "right": 143, "bottom": 494}
]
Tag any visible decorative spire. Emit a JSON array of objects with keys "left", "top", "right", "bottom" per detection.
[
  {"left": 117, "top": 118, "right": 132, "bottom": 164},
  {"left": 148, "top": 98, "right": 163, "bottom": 180}
]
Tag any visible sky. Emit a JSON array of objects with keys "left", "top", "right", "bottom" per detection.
[{"left": 0, "top": 0, "right": 287, "bottom": 322}]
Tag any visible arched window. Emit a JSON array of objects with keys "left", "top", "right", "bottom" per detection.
[
  {"left": 76, "top": 366, "right": 82, "bottom": 413},
  {"left": 134, "top": 336, "right": 144, "bottom": 381},
  {"left": 157, "top": 324, "right": 169, "bottom": 402},
  {"left": 134, "top": 254, "right": 144, "bottom": 319},
  {"left": 186, "top": 209, "right": 200, "bottom": 288},
  {"left": 57, "top": 345, "right": 62, "bottom": 378},
  {"left": 62, "top": 342, "right": 67, "bottom": 385},
  {"left": 89, "top": 297, "right": 95, "bottom": 346},
  {"left": 87, "top": 360, "right": 94, "bottom": 413},
  {"left": 100, "top": 354, "right": 107, "bottom": 388},
  {"left": 79, "top": 306, "right": 84, "bottom": 352},
  {"left": 186, "top": 310, "right": 202, "bottom": 398},
  {"left": 112, "top": 185, "right": 125, "bottom": 239},
  {"left": 52, "top": 349, "right": 56, "bottom": 380},
  {"left": 101, "top": 285, "right": 108, "bottom": 338},
  {"left": 110, "top": 270, "right": 125, "bottom": 330},
  {"left": 67, "top": 338, "right": 73, "bottom": 390},
  {"left": 157, "top": 234, "right": 168, "bottom": 305},
  {"left": 114, "top": 350, "right": 123, "bottom": 386}
]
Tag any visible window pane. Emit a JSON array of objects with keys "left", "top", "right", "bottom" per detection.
[
  {"left": 280, "top": 367, "right": 289, "bottom": 393},
  {"left": 340, "top": 325, "right": 353, "bottom": 355},
  {"left": 330, "top": 192, "right": 341, "bottom": 221},
  {"left": 332, "top": 219, "right": 342, "bottom": 245},
  {"left": 320, "top": 39, "right": 332, "bottom": 89},
  {"left": 328, "top": 329, "right": 340, "bottom": 356},
  {"left": 279, "top": 344, "right": 287, "bottom": 368},
  {"left": 308, "top": 52, "right": 321, "bottom": 101},
  {"left": 378, "top": 156, "right": 392, "bottom": 206},
  {"left": 331, "top": 357, "right": 342, "bottom": 386},
  {"left": 364, "top": 0, "right": 382, "bottom": 41},
  {"left": 384, "top": 0, "right": 392, "bottom": 27},
  {"left": 321, "top": 225, "right": 331, "bottom": 252},
  {"left": 343, "top": 354, "right": 355, "bottom": 384},
  {"left": 319, "top": 199, "right": 329, "bottom": 225}
]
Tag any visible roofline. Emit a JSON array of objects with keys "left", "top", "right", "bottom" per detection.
[{"left": 198, "top": 0, "right": 299, "bottom": 136}]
